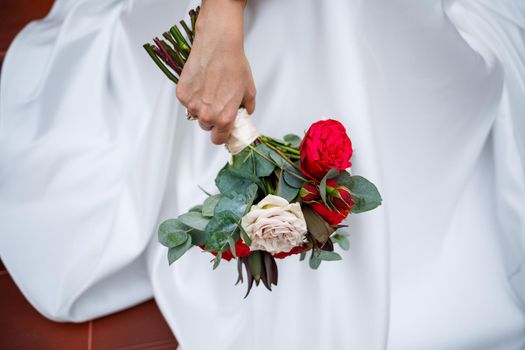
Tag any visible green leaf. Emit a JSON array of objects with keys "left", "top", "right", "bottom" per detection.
[
  {"left": 331, "top": 229, "right": 350, "bottom": 251},
  {"left": 227, "top": 235, "right": 237, "bottom": 258},
  {"left": 302, "top": 205, "right": 335, "bottom": 243},
  {"left": 168, "top": 235, "right": 192, "bottom": 264},
  {"left": 215, "top": 194, "right": 248, "bottom": 219},
  {"left": 346, "top": 175, "right": 382, "bottom": 214},
  {"left": 204, "top": 211, "right": 240, "bottom": 252},
  {"left": 277, "top": 172, "right": 300, "bottom": 202},
  {"left": 189, "top": 205, "right": 203, "bottom": 213},
  {"left": 334, "top": 171, "right": 352, "bottom": 187},
  {"left": 202, "top": 194, "right": 222, "bottom": 217},
  {"left": 309, "top": 250, "right": 322, "bottom": 269},
  {"left": 232, "top": 147, "right": 252, "bottom": 168},
  {"left": 215, "top": 164, "right": 261, "bottom": 195},
  {"left": 158, "top": 219, "right": 189, "bottom": 248},
  {"left": 187, "top": 229, "right": 208, "bottom": 246},
  {"left": 282, "top": 166, "right": 306, "bottom": 189},
  {"left": 319, "top": 168, "right": 340, "bottom": 208},
  {"left": 178, "top": 211, "right": 210, "bottom": 231},
  {"left": 248, "top": 251, "right": 262, "bottom": 281},
  {"left": 212, "top": 253, "right": 222, "bottom": 269},
  {"left": 317, "top": 250, "right": 342, "bottom": 261},
  {"left": 254, "top": 144, "right": 276, "bottom": 177},
  {"left": 240, "top": 225, "right": 252, "bottom": 246},
  {"left": 269, "top": 150, "right": 287, "bottom": 168},
  {"left": 283, "top": 134, "right": 302, "bottom": 148}
]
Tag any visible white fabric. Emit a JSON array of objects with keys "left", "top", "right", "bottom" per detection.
[{"left": 1, "top": 0, "right": 524, "bottom": 349}]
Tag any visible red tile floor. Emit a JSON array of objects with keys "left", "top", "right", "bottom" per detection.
[
  {"left": 0, "top": 260, "right": 179, "bottom": 349},
  {"left": 0, "top": 2, "right": 179, "bottom": 349}
]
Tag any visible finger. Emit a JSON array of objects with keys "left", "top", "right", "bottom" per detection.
[
  {"left": 211, "top": 127, "right": 231, "bottom": 145},
  {"left": 242, "top": 73, "right": 257, "bottom": 114},
  {"left": 198, "top": 120, "right": 213, "bottom": 131}
]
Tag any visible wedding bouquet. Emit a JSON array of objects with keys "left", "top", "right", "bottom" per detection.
[{"left": 144, "top": 7, "right": 382, "bottom": 297}]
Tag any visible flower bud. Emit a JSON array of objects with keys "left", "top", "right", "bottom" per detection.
[
  {"left": 300, "top": 182, "right": 320, "bottom": 202},
  {"left": 330, "top": 185, "right": 354, "bottom": 213}
]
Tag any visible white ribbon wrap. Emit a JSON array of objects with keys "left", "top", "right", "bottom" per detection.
[{"left": 225, "top": 108, "right": 260, "bottom": 154}]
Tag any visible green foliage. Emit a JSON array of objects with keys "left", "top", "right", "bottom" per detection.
[
  {"left": 215, "top": 164, "right": 262, "bottom": 196},
  {"left": 168, "top": 235, "right": 192, "bottom": 264},
  {"left": 204, "top": 211, "right": 240, "bottom": 252},
  {"left": 254, "top": 144, "right": 276, "bottom": 177},
  {"left": 302, "top": 205, "right": 335, "bottom": 243},
  {"left": 158, "top": 219, "right": 189, "bottom": 248},
  {"left": 319, "top": 168, "right": 340, "bottom": 208},
  {"left": 282, "top": 163, "right": 306, "bottom": 189},
  {"left": 317, "top": 251, "right": 342, "bottom": 261},
  {"left": 283, "top": 134, "right": 302, "bottom": 148},
  {"left": 202, "top": 194, "right": 222, "bottom": 217},
  {"left": 277, "top": 171, "right": 300, "bottom": 202},
  {"left": 309, "top": 250, "right": 322, "bottom": 269},
  {"left": 342, "top": 175, "right": 382, "bottom": 213},
  {"left": 331, "top": 229, "right": 350, "bottom": 251},
  {"left": 178, "top": 211, "right": 210, "bottom": 231}
]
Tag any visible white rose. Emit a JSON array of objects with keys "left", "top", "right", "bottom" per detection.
[{"left": 241, "top": 195, "right": 307, "bottom": 254}]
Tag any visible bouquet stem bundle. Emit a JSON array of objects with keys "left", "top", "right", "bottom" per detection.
[{"left": 144, "top": 7, "right": 382, "bottom": 297}]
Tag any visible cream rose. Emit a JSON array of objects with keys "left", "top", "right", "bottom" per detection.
[{"left": 241, "top": 195, "right": 307, "bottom": 254}]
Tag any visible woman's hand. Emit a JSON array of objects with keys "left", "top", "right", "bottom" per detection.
[{"left": 176, "top": 0, "right": 256, "bottom": 145}]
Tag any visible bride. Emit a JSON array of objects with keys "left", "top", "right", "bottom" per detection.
[{"left": 1, "top": 0, "right": 524, "bottom": 349}]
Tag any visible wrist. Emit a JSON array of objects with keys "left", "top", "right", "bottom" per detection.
[{"left": 196, "top": 0, "right": 245, "bottom": 42}]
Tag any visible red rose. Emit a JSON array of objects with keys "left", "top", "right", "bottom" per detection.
[
  {"left": 203, "top": 240, "right": 251, "bottom": 261},
  {"left": 299, "top": 119, "right": 353, "bottom": 179},
  {"left": 273, "top": 245, "right": 306, "bottom": 259},
  {"left": 330, "top": 182, "right": 354, "bottom": 214},
  {"left": 299, "top": 182, "right": 320, "bottom": 202},
  {"left": 309, "top": 180, "right": 354, "bottom": 225},
  {"left": 310, "top": 202, "right": 348, "bottom": 225}
]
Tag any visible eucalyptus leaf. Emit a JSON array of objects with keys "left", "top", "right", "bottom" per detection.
[
  {"left": 202, "top": 194, "right": 222, "bottom": 217},
  {"left": 331, "top": 229, "right": 350, "bottom": 251},
  {"left": 347, "top": 175, "right": 382, "bottom": 213},
  {"left": 215, "top": 194, "right": 248, "bottom": 219},
  {"left": 240, "top": 225, "right": 252, "bottom": 246},
  {"left": 212, "top": 252, "right": 222, "bottom": 269},
  {"left": 283, "top": 134, "right": 302, "bottom": 148},
  {"left": 227, "top": 235, "right": 237, "bottom": 258},
  {"left": 269, "top": 150, "right": 287, "bottom": 168},
  {"left": 334, "top": 171, "right": 352, "bottom": 188},
  {"left": 309, "top": 251, "right": 322, "bottom": 269},
  {"left": 282, "top": 164, "right": 306, "bottom": 189},
  {"left": 232, "top": 147, "right": 252, "bottom": 168},
  {"left": 277, "top": 172, "right": 300, "bottom": 202},
  {"left": 204, "top": 211, "right": 240, "bottom": 252},
  {"left": 215, "top": 164, "right": 255, "bottom": 195},
  {"left": 158, "top": 219, "right": 189, "bottom": 248},
  {"left": 168, "top": 235, "right": 192, "bottom": 264},
  {"left": 320, "top": 168, "right": 340, "bottom": 208},
  {"left": 189, "top": 205, "right": 203, "bottom": 213},
  {"left": 178, "top": 211, "right": 210, "bottom": 231},
  {"left": 317, "top": 250, "right": 342, "bottom": 261},
  {"left": 254, "top": 143, "right": 276, "bottom": 177}
]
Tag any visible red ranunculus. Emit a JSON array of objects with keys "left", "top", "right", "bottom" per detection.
[
  {"left": 310, "top": 202, "right": 349, "bottom": 225},
  {"left": 272, "top": 245, "right": 306, "bottom": 259},
  {"left": 299, "top": 119, "right": 353, "bottom": 179},
  {"left": 203, "top": 240, "right": 251, "bottom": 261}
]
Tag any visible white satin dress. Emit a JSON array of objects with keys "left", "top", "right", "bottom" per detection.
[{"left": 1, "top": 0, "right": 524, "bottom": 349}]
